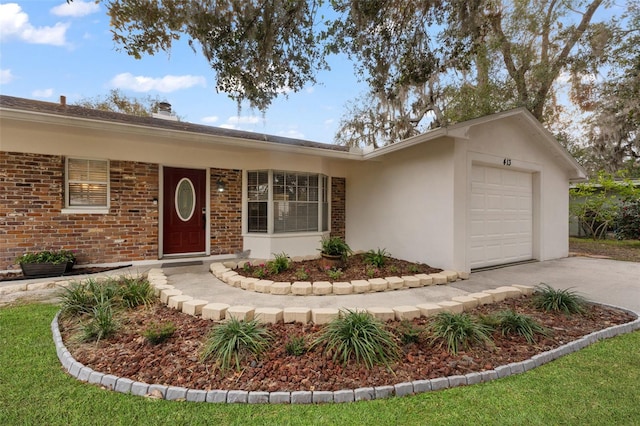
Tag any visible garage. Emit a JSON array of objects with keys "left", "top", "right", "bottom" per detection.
[{"left": 469, "top": 164, "right": 533, "bottom": 269}]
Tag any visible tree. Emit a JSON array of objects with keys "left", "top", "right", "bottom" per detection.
[
  {"left": 330, "top": 0, "right": 612, "bottom": 147},
  {"left": 74, "top": 89, "right": 169, "bottom": 117},
  {"left": 577, "top": 3, "right": 640, "bottom": 176},
  {"left": 99, "top": 0, "right": 326, "bottom": 111}
]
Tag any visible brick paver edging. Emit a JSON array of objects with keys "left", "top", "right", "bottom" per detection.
[
  {"left": 51, "top": 305, "right": 640, "bottom": 404},
  {"left": 211, "top": 261, "right": 467, "bottom": 296}
]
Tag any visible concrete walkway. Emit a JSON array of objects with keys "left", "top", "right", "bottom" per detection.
[
  {"left": 161, "top": 256, "right": 640, "bottom": 311},
  {"left": 2, "top": 256, "right": 639, "bottom": 311}
]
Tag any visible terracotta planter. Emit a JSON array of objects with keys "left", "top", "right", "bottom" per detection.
[
  {"left": 320, "top": 253, "right": 344, "bottom": 270},
  {"left": 20, "top": 262, "right": 67, "bottom": 277}
]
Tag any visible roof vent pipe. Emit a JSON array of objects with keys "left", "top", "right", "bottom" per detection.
[
  {"left": 157, "top": 102, "right": 171, "bottom": 115},
  {"left": 60, "top": 95, "right": 66, "bottom": 107}
]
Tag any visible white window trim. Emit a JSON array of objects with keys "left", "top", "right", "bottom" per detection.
[{"left": 62, "top": 157, "right": 110, "bottom": 214}]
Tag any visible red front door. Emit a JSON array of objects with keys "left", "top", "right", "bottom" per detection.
[{"left": 163, "top": 167, "right": 206, "bottom": 255}]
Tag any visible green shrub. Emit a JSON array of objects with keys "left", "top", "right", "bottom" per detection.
[
  {"left": 616, "top": 199, "right": 640, "bottom": 240},
  {"left": 142, "top": 321, "right": 176, "bottom": 345},
  {"left": 201, "top": 318, "right": 272, "bottom": 371},
  {"left": 312, "top": 310, "right": 400, "bottom": 369},
  {"left": 118, "top": 277, "right": 155, "bottom": 308},
  {"left": 285, "top": 336, "right": 307, "bottom": 356},
  {"left": 532, "top": 283, "right": 586, "bottom": 314},
  {"left": 429, "top": 312, "right": 493, "bottom": 355},
  {"left": 268, "top": 252, "right": 290, "bottom": 274},
  {"left": 16, "top": 249, "right": 75, "bottom": 265},
  {"left": 364, "top": 248, "right": 389, "bottom": 268},
  {"left": 493, "top": 310, "right": 548, "bottom": 344}
]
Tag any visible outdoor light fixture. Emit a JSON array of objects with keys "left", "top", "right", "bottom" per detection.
[{"left": 216, "top": 178, "right": 226, "bottom": 193}]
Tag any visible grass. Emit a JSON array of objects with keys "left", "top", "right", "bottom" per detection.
[
  {"left": 1, "top": 303, "right": 639, "bottom": 425},
  {"left": 569, "top": 237, "right": 640, "bottom": 262}
]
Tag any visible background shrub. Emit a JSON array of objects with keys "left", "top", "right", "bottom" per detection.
[{"left": 615, "top": 199, "right": 640, "bottom": 240}]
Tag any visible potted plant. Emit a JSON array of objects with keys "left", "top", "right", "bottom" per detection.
[
  {"left": 319, "top": 236, "right": 352, "bottom": 269},
  {"left": 16, "top": 250, "right": 76, "bottom": 277}
]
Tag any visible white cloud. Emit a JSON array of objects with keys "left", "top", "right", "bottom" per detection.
[
  {"left": 0, "top": 68, "right": 15, "bottom": 84},
  {"left": 32, "top": 88, "right": 54, "bottom": 98},
  {"left": 219, "top": 124, "right": 237, "bottom": 130},
  {"left": 227, "top": 115, "right": 260, "bottom": 125},
  {"left": 0, "top": 3, "right": 68, "bottom": 46},
  {"left": 323, "top": 118, "right": 334, "bottom": 126},
  {"left": 201, "top": 115, "right": 219, "bottom": 124},
  {"left": 279, "top": 129, "right": 305, "bottom": 139},
  {"left": 110, "top": 72, "right": 206, "bottom": 93},
  {"left": 50, "top": 1, "right": 99, "bottom": 17}
]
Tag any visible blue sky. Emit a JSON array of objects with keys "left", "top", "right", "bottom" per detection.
[{"left": 0, "top": 1, "right": 366, "bottom": 143}]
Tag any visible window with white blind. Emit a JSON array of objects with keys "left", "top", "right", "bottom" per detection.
[
  {"left": 65, "top": 158, "right": 109, "bottom": 210},
  {"left": 247, "top": 170, "right": 329, "bottom": 234}
]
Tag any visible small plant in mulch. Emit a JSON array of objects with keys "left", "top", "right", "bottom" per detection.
[
  {"left": 142, "top": 321, "right": 176, "bottom": 345},
  {"left": 429, "top": 312, "right": 493, "bottom": 355},
  {"left": 532, "top": 283, "right": 587, "bottom": 315},
  {"left": 200, "top": 318, "right": 273, "bottom": 372},
  {"left": 268, "top": 252, "right": 291, "bottom": 274},
  {"left": 364, "top": 248, "right": 390, "bottom": 268},
  {"left": 295, "top": 267, "right": 310, "bottom": 280},
  {"left": 396, "top": 320, "right": 424, "bottom": 345},
  {"left": 284, "top": 335, "right": 307, "bottom": 356},
  {"left": 312, "top": 310, "right": 401, "bottom": 369},
  {"left": 325, "top": 267, "right": 344, "bottom": 280}
]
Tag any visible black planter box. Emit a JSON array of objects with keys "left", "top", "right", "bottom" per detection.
[{"left": 20, "top": 262, "right": 67, "bottom": 277}]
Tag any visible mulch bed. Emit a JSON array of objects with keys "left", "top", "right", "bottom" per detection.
[
  {"left": 59, "top": 296, "right": 636, "bottom": 393},
  {"left": 236, "top": 254, "right": 442, "bottom": 282}
]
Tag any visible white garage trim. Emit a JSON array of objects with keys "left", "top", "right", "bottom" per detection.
[{"left": 469, "top": 164, "right": 533, "bottom": 269}]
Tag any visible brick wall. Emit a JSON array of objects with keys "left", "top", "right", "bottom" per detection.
[
  {"left": 331, "top": 177, "right": 346, "bottom": 239},
  {"left": 1, "top": 152, "right": 159, "bottom": 269},
  {"left": 210, "top": 168, "right": 243, "bottom": 255}
]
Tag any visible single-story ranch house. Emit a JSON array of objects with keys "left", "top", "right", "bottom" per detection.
[{"left": 0, "top": 95, "right": 587, "bottom": 273}]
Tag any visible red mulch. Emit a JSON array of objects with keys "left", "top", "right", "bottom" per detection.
[{"left": 59, "top": 296, "right": 635, "bottom": 392}]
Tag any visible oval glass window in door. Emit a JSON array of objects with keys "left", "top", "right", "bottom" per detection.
[{"left": 175, "top": 178, "right": 196, "bottom": 221}]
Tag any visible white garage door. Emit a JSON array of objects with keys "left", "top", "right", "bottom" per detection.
[{"left": 469, "top": 165, "right": 533, "bottom": 269}]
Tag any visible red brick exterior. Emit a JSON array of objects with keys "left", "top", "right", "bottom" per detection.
[
  {"left": 1, "top": 152, "right": 159, "bottom": 269},
  {"left": 1, "top": 151, "right": 343, "bottom": 269},
  {"left": 210, "top": 168, "right": 243, "bottom": 255},
  {"left": 331, "top": 177, "right": 346, "bottom": 239}
]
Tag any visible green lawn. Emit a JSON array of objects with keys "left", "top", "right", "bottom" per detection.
[{"left": 1, "top": 303, "right": 639, "bottom": 425}]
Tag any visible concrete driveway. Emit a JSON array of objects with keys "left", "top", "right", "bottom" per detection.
[{"left": 458, "top": 257, "right": 640, "bottom": 312}]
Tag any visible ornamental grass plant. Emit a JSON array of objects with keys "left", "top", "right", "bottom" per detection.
[
  {"left": 312, "top": 310, "right": 400, "bottom": 369},
  {"left": 430, "top": 312, "right": 493, "bottom": 355},
  {"left": 532, "top": 283, "right": 587, "bottom": 314},
  {"left": 200, "top": 318, "right": 273, "bottom": 371}
]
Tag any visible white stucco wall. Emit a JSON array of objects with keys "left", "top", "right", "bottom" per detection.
[{"left": 346, "top": 138, "right": 457, "bottom": 270}]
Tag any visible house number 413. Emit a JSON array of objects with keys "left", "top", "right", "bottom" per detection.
[{"left": 503, "top": 158, "right": 512, "bottom": 166}]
